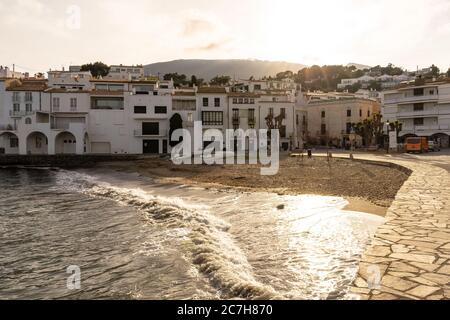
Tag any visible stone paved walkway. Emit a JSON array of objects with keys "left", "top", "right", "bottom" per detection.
[{"left": 344, "top": 153, "right": 450, "bottom": 300}]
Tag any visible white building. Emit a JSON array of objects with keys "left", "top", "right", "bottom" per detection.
[
  {"left": 383, "top": 81, "right": 450, "bottom": 148},
  {"left": 0, "top": 70, "right": 301, "bottom": 155},
  {"left": 0, "top": 66, "right": 24, "bottom": 79},
  {"left": 106, "top": 65, "right": 144, "bottom": 80}
]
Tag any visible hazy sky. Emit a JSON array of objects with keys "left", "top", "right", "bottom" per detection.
[{"left": 1, "top": 0, "right": 449, "bottom": 74}]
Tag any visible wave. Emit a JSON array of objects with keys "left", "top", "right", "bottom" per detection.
[{"left": 56, "top": 170, "right": 281, "bottom": 300}]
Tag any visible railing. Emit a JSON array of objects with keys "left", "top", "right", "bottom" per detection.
[
  {"left": 397, "top": 109, "right": 439, "bottom": 118},
  {"left": 0, "top": 124, "right": 16, "bottom": 131},
  {"left": 385, "top": 94, "right": 439, "bottom": 104},
  {"left": 402, "top": 124, "right": 450, "bottom": 132},
  {"left": 134, "top": 129, "right": 167, "bottom": 137},
  {"left": 248, "top": 118, "right": 256, "bottom": 126},
  {"left": 232, "top": 117, "right": 240, "bottom": 124},
  {"left": 9, "top": 110, "right": 35, "bottom": 117}
]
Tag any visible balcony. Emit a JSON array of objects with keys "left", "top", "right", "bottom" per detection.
[
  {"left": 401, "top": 124, "right": 450, "bottom": 134},
  {"left": 385, "top": 95, "right": 439, "bottom": 105},
  {"left": 134, "top": 129, "right": 167, "bottom": 137},
  {"left": 0, "top": 124, "right": 16, "bottom": 131},
  {"left": 397, "top": 109, "right": 439, "bottom": 119},
  {"left": 232, "top": 117, "right": 240, "bottom": 125},
  {"left": 248, "top": 118, "right": 256, "bottom": 126},
  {"left": 9, "top": 110, "right": 35, "bottom": 117}
]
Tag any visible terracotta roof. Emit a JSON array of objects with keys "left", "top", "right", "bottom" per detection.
[
  {"left": 90, "top": 90, "right": 125, "bottom": 96},
  {"left": 6, "top": 79, "right": 47, "bottom": 92},
  {"left": 197, "top": 87, "right": 227, "bottom": 94},
  {"left": 228, "top": 92, "right": 260, "bottom": 98},
  {"left": 173, "top": 91, "right": 196, "bottom": 96},
  {"left": 45, "top": 88, "right": 91, "bottom": 93}
]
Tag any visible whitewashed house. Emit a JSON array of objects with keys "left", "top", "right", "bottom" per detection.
[{"left": 383, "top": 81, "right": 450, "bottom": 147}]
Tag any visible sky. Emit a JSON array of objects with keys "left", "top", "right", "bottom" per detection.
[{"left": 0, "top": 0, "right": 449, "bottom": 74}]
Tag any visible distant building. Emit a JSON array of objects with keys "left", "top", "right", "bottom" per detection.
[
  {"left": 0, "top": 66, "right": 24, "bottom": 79},
  {"left": 106, "top": 65, "right": 144, "bottom": 80},
  {"left": 307, "top": 98, "right": 381, "bottom": 147}
]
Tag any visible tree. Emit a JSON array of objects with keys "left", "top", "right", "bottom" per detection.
[
  {"left": 210, "top": 75, "right": 231, "bottom": 86},
  {"left": 80, "top": 62, "right": 110, "bottom": 78},
  {"left": 389, "top": 120, "right": 403, "bottom": 144},
  {"left": 430, "top": 64, "right": 440, "bottom": 77},
  {"left": 276, "top": 70, "right": 294, "bottom": 80},
  {"left": 352, "top": 113, "right": 384, "bottom": 147},
  {"left": 169, "top": 113, "right": 183, "bottom": 147},
  {"left": 163, "top": 73, "right": 188, "bottom": 87},
  {"left": 189, "top": 75, "right": 204, "bottom": 87}
]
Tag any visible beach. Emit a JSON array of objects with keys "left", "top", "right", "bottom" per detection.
[{"left": 98, "top": 155, "right": 410, "bottom": 217}]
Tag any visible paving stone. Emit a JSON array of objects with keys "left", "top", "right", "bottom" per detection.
[
  {"left": 421, "top": 273, "right": 450, "bottom": 285},
  {"left": 380, "top": 275, "right": 417, "bottom": 291},
  {"left": 389, "top": 253, "right": 436, "bottom": 264},
  {"left": 406, "top": 285, "right": 440, "bottom": 298}
]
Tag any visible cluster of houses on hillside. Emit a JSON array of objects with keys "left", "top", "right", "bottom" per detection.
[{"left": 0, "top": 64, "right": 449, "bottom": 156}]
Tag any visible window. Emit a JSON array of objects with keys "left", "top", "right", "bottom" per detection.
[
  {"left": 187, "top": 113, "right": 193, "bottom": 122},
  {"left": 25, "top": 118, "right": 32, "bottom": 125},
  {"left": 414, "top": 118, "right": 424, "bottom": 126},
  {"left": 359, "top": 109, "right": 362, "bottom": 117},
  {"left": 202, "top": 111, "right": 223, "bottom": 126},
  {"left": 429, "top": 89, "right": 435, "bottom": 95},
  {"left": 238, "top": 98, "right": 243, "bottom": 104},
  {"left": 248, "top": 109, "right": 255, "bottom": 127},
  {"left": 214, "top": 98, "right": 220, "bottom": 107},
  {"left": 347, "top": 109, "right": 352, "bottom": 117},
  {"left": 13, "top": 104, "right": 20, "bottom": 112},
  {"left": 53, "top": 97, "right": 60, "bottom": 111},
  {"left": 413, "top": 103, "right": 424, "bottom": 111},
  {"left": 233, "top": 98, "right": 237, "bottom": 104},
  {"left": 296, "top": 114, "right": 299, "bottom": 125},
  {"left": 25, "top": 92, "right": 32, "bottom": 102},
  {"left": 269, "top": 108, "right": 274, "bottom": 116},
  {"left": 280, "top": 125, "right": 286, "bottom": 138},
  {"left": 12, "top": 92, "right": 20, "bottom": 102},
  {"left": 155, "top": 106, "right": 167, "bottom": 114},
  {"left": 142, "top": 122, "right": 159, "bottom": 135},
  {"left": 10, "top": 137, "right": 18, "bottom": 148},
  {"left": 203, "top": 97, "right": 209, "bottom": 107},
  {"left": 250, "top": 98, "right": 255, "bottom": 104},
  {"left": 70, "top": 98, "right": 77, "bottom": 111},
  {"left": 367, "top": 110, "right": 371, "bottom": 117},
  {"left": 91, "top": 97, "right": 124, "bottom": 110},
  {"left": 302, "top": 115, "right": 306, "bottom": 125},
  {"left": 134, "top": 106, "right": 147, "bottom": 114},
  {"left": 346, "top": 122, "right": 352, "bottom": 134},
  {"left": 321, "top": 111, "right": 326, "bottom": 118},
  {"left": 254, "top": 84, "right": 261, "bottom": 90},
  {"left": 244, "top": 98, "right": 249, "bottom": 104},
  {"left": 232, "top": 109, "right": 239, "bottom": 122},
  {"left": 173, "top": 100, "right": 196, "bottom": 111},
  {"left": 321, "top": 124, "right": 327, "bottom": 135},
  {"left": 413, "top": 88, "right": 424, "bottom": 96},
  {"left": 26, "top": 104, "right": 32, "bottom": 113}
]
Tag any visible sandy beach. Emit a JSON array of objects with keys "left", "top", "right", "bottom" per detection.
[{"left": 97, "top": 155, "right": 410, "bottom": 217}]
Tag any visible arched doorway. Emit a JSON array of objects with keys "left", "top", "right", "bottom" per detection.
[
  {"left": 431, "top": 133, "right": 450, "bottom": 148},
  {"left": 0, "top": 132, "right": 19, "bottom": 154},
  {"left": 26, "top": 132, "right": 48, "bottom": 155},
  {"left": 55, "top": 131, "right": 77, "bottom": 154}
]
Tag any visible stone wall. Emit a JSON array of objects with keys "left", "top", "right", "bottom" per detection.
[{"left": 0, "top": 154, "right": 142, "bottom": 168}]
